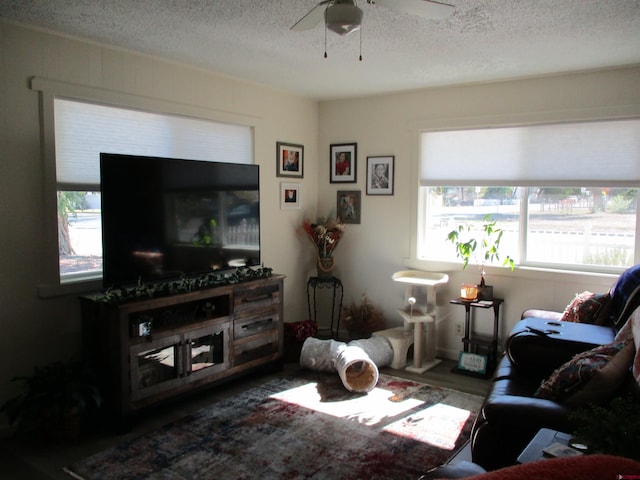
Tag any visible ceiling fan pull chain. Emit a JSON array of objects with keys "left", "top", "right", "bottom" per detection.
[
  {"left": 324, "top": 20, "right": 328, "bottom": 58},
  {"left": 359, "top": 25, "right": 363, "bottom": 61}
]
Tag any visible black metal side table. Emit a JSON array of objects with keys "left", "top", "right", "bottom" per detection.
[
  {"left": 307, "top": 276, "right": 344, "bottom": 340},
  {"left": 450, "top": 297, "right": 503, "bottom": 377}
]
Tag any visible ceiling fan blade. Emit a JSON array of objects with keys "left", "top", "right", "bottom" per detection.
[
  {"left": 371, "top": 0, "right": 454, "bottom": 20},
  {"left": 291, "top": 1, "right": 333, "bottom": 31}
]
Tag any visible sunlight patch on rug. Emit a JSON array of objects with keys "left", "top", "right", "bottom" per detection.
[
  {"left": 384, "top": 403, "right": 471, "bottom": 450},
  {"left": 270, "top": 381, "right": 425, "bottom": 426}
]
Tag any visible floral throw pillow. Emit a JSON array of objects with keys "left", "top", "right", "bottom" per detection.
[
  {"left": 560, "top": 291, "right": 612, "bottom": 325},
  {"left": 534, "top": 339, "right": 634, "bottom": 407}
]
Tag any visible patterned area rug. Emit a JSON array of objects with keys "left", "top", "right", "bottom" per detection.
[{"left": 65, "top": 371, "right": 483, "bottom": 480}]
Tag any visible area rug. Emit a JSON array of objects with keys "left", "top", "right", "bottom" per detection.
[{"left": 64, "top": 371, "right": 483, "bottom": 480}]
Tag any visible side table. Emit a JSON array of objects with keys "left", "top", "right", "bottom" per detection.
[
  {"left": 450, "top": 297, "right": 503, "bottom": 377},
  {"left": 307, "top": 276, "right": 344, "bottom": 340},
  {"left": 517, "top": 428, "right": 578, "bottom": 464}
]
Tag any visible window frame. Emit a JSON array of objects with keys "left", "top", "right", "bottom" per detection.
[
  {"left": 32, "top": 77, "right": 260, "bottom": 298},
  {"left": 406, "top": 111, "right": 640, "bottom": 277}
]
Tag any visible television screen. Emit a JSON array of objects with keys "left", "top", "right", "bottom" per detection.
[{"left": 100, "top": 153, "right": 260, "bottom": 287}]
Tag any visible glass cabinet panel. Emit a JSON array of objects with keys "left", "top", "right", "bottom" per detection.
[
  {"left": 186, "top": 324, "right": 230, "bottom": 379},
  {"left": 130, "top": 333, "right": 182, "bottom": 401}
]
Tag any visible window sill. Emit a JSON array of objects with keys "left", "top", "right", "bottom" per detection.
[
  {"left": 38, "top": 278, "right": 103, "bottom": 299},
  {"left": 404, "top": 258, "right": 620, "bottom": 284}
]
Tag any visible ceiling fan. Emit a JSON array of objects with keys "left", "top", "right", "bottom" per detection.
[{"left": 291, "top": 0, "right": 454, "bottom": 37}]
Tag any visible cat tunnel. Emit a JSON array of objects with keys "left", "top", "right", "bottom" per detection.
[{"left": 299, "top": 336, "right": 393, "bottom": 392}]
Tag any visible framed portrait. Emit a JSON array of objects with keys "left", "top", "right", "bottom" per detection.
[
  {"left": 330, "top": 143, "right": 357, "bottom": 183},
  {"left": 366, "top": 156, "right": 394, "bottom": 195},
  {"left": 276, "top": 141, "right": 303, "bottom": 178},
  {"left": 280, "top": 182, "right": 301, "bottom": 209},
  {"left": 337, "top": 190, "right": 361, "bottom": 224}
]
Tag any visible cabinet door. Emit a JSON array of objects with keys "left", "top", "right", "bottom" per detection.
[
  {"left": 130, "top": 333, "right": 183, "bottom": 401},
  {"left": 184, "top": 323, "right": 231, "bottom": 381}
]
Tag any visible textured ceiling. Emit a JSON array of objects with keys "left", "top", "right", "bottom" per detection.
[{"left": 1, "top": 0, "right": 639, "bottom": 100}]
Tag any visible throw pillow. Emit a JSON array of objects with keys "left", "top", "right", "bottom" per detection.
[
  {"left": 534, "top": 339, "right": 634, "bottom": 407},
  {"left": 560, "top": 291, "right": 611, "bottom": 325},
  {"left": 630, "top": 307, "right": 640, "bottom": 385},
  {"left": 616, "top": 305, "right": 640, "bottom": 386}
]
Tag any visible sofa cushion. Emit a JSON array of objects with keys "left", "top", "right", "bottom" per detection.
[
  {"left": 534, "top": 339, "right": 634, "bottom": 407},
  {"left": 461, "top": 455, "right": 640, "bottom": 480},
  {"left": 560, "top": 291, "right": 611, "bottom": 325}
]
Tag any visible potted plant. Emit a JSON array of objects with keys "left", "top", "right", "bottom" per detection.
[
  {"left": 0, "top": 359, "right": 102, "bottom": 443},
  {"left": 446, "top": 214, "right": 515, "bottom": 299}
]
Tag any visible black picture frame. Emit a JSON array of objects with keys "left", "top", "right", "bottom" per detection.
[
  {"left": 276, "top": 141, "right": 303, "bottom": 178},
  {"left": 366, "top": 155, "right": 394, "bottom": 195},
  {"left": 337, "top": 190, "right": 361, "bottom": 224},
  {"left": 330, "top": 143, "right": 357, "bottom": 183}
]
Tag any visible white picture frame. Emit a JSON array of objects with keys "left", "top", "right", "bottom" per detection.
[{"left": 280, "top": 182, "right": 301, "bottom": 209}]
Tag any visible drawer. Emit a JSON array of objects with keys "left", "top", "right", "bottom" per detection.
[
  {"left": 234, "top": 314, "right": 278, "bottom": 340},
  {"left": 234, "top": 330, "right": 279, "bottom": 366},
  {"left": 234, "top": 284, "right": 281, "bottom": 313}
]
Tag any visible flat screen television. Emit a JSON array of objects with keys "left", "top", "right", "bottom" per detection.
[{"left": 100, "top": 153, "right": 260, "bottom": 287}]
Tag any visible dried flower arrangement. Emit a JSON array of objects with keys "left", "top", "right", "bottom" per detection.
[
  {"left": 342, "top": 294, "right": 385, "bottom": 339},
  {"left": 302, "top": 216, "right": 345, "bottom": 258}
]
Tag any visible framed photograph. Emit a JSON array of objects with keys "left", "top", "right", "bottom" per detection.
[
  {"left": 366, "top": 155, "right": 394, "bottom": 195},
  {"left": 337, "top": 190, "right": 361, "bottom": 224},
  {"left": 330, "top": 143, "right": 357, "bottom": 183},
  {"left": 280, "top": 182, "right": 301, "bottom": 209},
  {"left": 276, "top": 141, "right": 303, "bottom": 178},
  {"left": 457, "top": 352, "right": 488, "bottom": 375}
]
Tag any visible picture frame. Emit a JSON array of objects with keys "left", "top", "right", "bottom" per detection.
[
  {"left": 276, "top": 141, "right": 303, "bottom": 178},
  {"left": 280, "top": 182, "right": 301, "bottom": 209},
  {"left": 330, "top": 143, "right": 357, "bottom": 183},
  {"left": 337, "top": 190, "right": 361, "bottom": 224},
  {"left": 366, "top": 155, "right": 394, "bottom": 195},
  {"left": 457, "top": 352, "right": 488, "bottom": 375}
]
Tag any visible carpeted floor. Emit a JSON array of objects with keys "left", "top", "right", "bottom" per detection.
[{"left": 64, "top": 370, "right": 483, "bottom": 480}]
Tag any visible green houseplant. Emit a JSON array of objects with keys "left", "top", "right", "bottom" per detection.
[
  {"left": 446, "top": 214, "right": 515, "bottom": 298},
  {"left": 0, "top": 359, "right": 102, "bottom": 443},
  {"left": 569, "top": 394, "right": 640, "bottom": 460}
]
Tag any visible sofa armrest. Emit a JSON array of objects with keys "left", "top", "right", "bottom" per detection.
[
  {"left": 482, "top": 394, "right": 572, "bottom": 432},
  {"left": 506, "top": 317, "right": 615, "bottom": 379}
]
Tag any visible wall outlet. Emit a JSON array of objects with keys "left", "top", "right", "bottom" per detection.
[{"left": 455, "top": 322, "right": 464, "bottom": 336}]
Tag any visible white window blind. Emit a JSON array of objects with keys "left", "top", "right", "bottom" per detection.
[
  {"left": 54, "top": 98, "right": 253, "bottom": 189},
  {"left": 421, "top": 119, "right": 640, "bottom": 186}
]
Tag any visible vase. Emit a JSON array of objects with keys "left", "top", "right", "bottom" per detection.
[{"left": 317, "top": 256, "right": 335, "bottom": 278}]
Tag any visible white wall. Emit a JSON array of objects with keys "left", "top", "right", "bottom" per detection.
[
  {"left": 318, "top": 66, "right": 640, "bottom": 358},
  {"left": 0, "top": 21, "right": 318, "bottom": 410}
]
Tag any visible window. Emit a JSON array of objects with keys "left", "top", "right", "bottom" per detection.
[
  {"left": 419, "top": 119, "right": 640, "bottom": 272},
  {"left": 53, "top": 98, "right": 253, "bottom": 283}
]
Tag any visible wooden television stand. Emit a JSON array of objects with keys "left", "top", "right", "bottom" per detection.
[{"left": 80, "top": 275, "right": 284, "bottom": 425}]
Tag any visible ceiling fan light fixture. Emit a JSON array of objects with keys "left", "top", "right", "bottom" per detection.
[{"left": 326, "top": 3, "right": 363, "bottom": 36}]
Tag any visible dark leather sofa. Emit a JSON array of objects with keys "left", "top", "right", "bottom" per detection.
[{"left": 468, "top": 265, "right": 640, "bottom": 471}]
